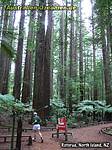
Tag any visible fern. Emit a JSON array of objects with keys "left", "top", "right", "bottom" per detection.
[{"left": 0, "top": 93, "right": 33, "bottom": 114}]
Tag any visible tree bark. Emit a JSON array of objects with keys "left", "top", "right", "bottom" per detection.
[
  {"left": 100, "top": 14, "right": 112, "bottom": 105},
  {"left": 0, "top": 9, "right": 10, "bottom": 94},
  {"left": 2, "top": 0, "right": 17, "bottom": 94},
  {"left": 64, "top": 0, "right": 68, "bottom": 106},
  {"left": 91, "top": 0, "right": 98, "bottom": 100},
  {"left": 22, "top": 0, "right": 36, "bottom": 103},
  {"left": 79, "top": 0, "right": 84, "bottom": 101},
  {"left": 13, "top": 0, "right": 26, "bottom": 99},
  {"left": 44, "top": 0, "right": 53, "bottom": 116},
  {"left": 59, "top": 10, "right": 64, "bottom": 100},
  {"left": 33, "top": 0, "right": 46, "bottom": 120},
  {"left": 68, "top": 0, "right": 74, "bottom": 113}
]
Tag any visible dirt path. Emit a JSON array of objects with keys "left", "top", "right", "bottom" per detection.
[
  {"left": 0, "top": 123, "right": 112, "bottom": 150},
  {"left": 65, "top": 123, "right": 112, "bottom": 150}
]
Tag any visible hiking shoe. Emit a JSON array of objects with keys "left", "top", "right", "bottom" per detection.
[
  {"left": 41, "top": 138, "right": 43, "bottom": 143},
  {"left": 32, "top": 137, "right": 36, "bottom": 142}
]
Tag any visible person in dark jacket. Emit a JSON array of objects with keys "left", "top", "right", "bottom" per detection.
[{"left": 32, "top": 112, "right": 43, "bottom": 143}]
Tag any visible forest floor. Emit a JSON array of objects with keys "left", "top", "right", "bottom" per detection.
[{"left": 0, "top": 123, "right": 112, "bottom": 150}]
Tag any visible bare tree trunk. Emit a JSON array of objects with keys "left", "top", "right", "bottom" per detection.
[
  {"left": 2, "top": 0, "right": 17, "bottom": 94},
  {"left": 100, "top": 14, "right": 112, "bottom": 105},
  {"left": 22, "top": 0, "right": 36, "bottom": 103},
  {"left": 0, "top": 9, "right": 9, "bottom": 94},
  {"left": 79, "top": 0, "right": 84, "bottom": 101},
  {"left": 33, "top": 0, "right": 46, "bottom": 120},
  {"left": 13, "top": 0, "right": 26, "bottom": 99},
  {"left": 107, "top": 0, "right": 112, "bottom": 55},
  {"left": 64, "top": 0, "right": 68, "bottom": 106},
  {"left": 44, "top": 0, "right": 53, "bottom": 116},
  {"left": 91, "top": 0, "right": 98, "bottom": 100},
  {"left": 68, "top": 0, "right": 74, "bottom": 113},
  {"left": 50, "top": 26, "right": 54, "bottom": 100},
  {"left": 59, "top": 10, "right": 65, "bottom": 100},
  {"left": 73, "top": 6, "right": 78, "bottom": 81},
  {"left": 0, "top": 4, "right": 4, "bottom": 36}
]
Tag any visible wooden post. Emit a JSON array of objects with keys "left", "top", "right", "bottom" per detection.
[
  {"left": 16, "top": 117, "right": 22, "bottom": 150},
  {"left": 10, "top": 111, "right": 15, "bottom": 150},
  {"left": 27, "top": 136, "right": 32, "bottom": 146},
  {"left": 65, "top": 128, "right": 67, "bottom": 141}
]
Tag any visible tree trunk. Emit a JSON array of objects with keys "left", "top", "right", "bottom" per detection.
[
  {"left": 59, "top": 10, "right": 64, "bottom": 100},
  {"left": 91, "top": 0, "right": 98, "bottom": 100},
  {"left": 73, "top": 6, "right": 78, "bottom": 81},
  {"left": 0, "top": 4, "right": 4, "bottom": 36},
  {"left": 0, "top": 11, "right": 9, "bottom": 94},
  {"left": 79, "top": 0, "right": 84, "bottom": 101},
  {"left": 33, "top": 0, "right": 46, "bottom": 120},
  {"left": 100, "top": 15, "right": 112, "bottom": 105},
  {"left": 50, "top": 26, "right": 54, "bottom": 100},
  {"left": 22, "top": 0, "right": 36, "bottom": 103},
  {"left": 13, "top": 0, "right": 26, "bottom": 99},
  {"left": 64, "top": 0, "right": 68, "bottom": 106},
  {"left": 68, "top": 0, "right": 74, "bottom": 113},
  {"left": 16, "top": 117, "right": 22, "bottom": 150},
  {"left": 107, "top": 0, "right": 112, "bottom": 55},
  {"left": 44, "top": 0, "right": 53, "bottom": 116},
  {"left": 2, "top": 0, "right": 17, "bottom": 94},
  {"left": 0, "top": 9, "right": 10, "bottom": 94}
]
